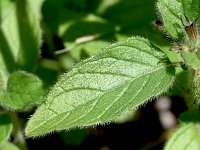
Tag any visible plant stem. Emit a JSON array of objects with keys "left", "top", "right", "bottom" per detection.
[
  {"left": 9, "top": 112, "right": 28, "bottom": 150},
  {"left": 184, "top": 68, "right": 200, "bottom": 112}
]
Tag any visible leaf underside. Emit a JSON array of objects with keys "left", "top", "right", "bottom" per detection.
[{"left": 25, "top": 37, "right": 175, "bottom": 137}]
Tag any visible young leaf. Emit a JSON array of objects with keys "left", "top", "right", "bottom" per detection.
[
  {"left": 0, "top": 0, "right": 42, "bottom": 87},
  {"left": 0, "top": 114, "right": 13, "bottom": 143},
  {"left": 0, "top": 141, "right": 19, "bottom": 150},
  {"left": 25, "top": 37, "right": 175, "bottom": 137},
  {"left": 164, "top": 123, "right": 200, "bottom": 150},
  {"left": 157, "top": 0, "right": 184, "bottom": 39},
  {"left": 0, "top": 71, "right": 46, "bottom": 111}
]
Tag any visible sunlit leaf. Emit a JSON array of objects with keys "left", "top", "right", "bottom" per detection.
[{"left": 25, "top": 37, "right": 175, "bottom": 137}]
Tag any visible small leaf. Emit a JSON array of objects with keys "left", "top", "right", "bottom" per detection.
[
  {"left": 25, "top": 37, "right": 175, "bottom": 137},
  {"left": 0, "top": 71, "right": 46, "bottom": 111},
  {"left": 182, "top": 0, "right": 200, "bottom": 23},
  {"left": 157, "top": 0, "right": 184, "bottom": 39},
  {"left": 0, "top": 114, "right": 13, "bottom": 143},
  {"left": 0, "top": 141, "right": 19, "bottom": 150},
  {"left": 164, "top": 123, "right": 200, "bottom": 150},
  {"left": 181, "top": 51, "right": 200, "bottom": 70}
]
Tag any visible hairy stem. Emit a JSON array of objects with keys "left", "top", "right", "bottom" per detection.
[{"left": 183, "top": 68, "right": 200, "bottom": 112}]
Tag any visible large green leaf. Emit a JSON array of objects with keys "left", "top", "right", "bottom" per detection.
[
  {"left": 0, "top": 71, "right": 46, "bottom": 111},
  {"left": 157, "top": 0, "right": 184, "bottom": 40},
  {"left": 0, "top": 114, "right": 12, "bottom": 143},
  {"left": 25, "top": 37, "right": 175, "bottom": 137},
  {"left": 0, "top": 0, "right": 42, "bottom": 88},
  {"left": 165, "top": 123, "right": 200, "bottom": 150}
]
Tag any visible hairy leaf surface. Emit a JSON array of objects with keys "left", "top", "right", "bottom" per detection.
[{"left": 25, "top": 37, "right": 175, "bottom": 137}]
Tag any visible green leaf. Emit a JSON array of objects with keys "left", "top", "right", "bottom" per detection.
[
  {"left": 25, "top": 37, "right": 175, "bottom": 137},
  {"left": 182, "top": 0, "right": 200, "bottom": 23},
  {"left": 0, "top": 0, "right": 42, "bottom": 88},
  {"left": 164, "top": 123, "right": 200, "bottom": 150},
  {"left": 0, "top": 114, "right": 12, "bottom": 143},
  {"left": 0, "top": 141, "right": 19, "bottom": 150},
  {"left": 0, "top": 71, "right": 46, "bottom": 111},
  {"left": 181, "top": 51, "right": 200, "bottom": 70},
  {"left": 157, "top": 0, "right": 184, "bottom": 39}
]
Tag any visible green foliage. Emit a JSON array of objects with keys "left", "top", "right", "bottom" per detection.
[
  {"left": 164, "top": 123, "right": 200, "bottom": 150},
  {"left": 157, "top": 0, "right": 184, "bottom": 39},
  {"left": 25, "top": 37, "right": 175, "bottom": 137},
  {"left": 182, "top": 0, "right": 200, "bottom": 23},
  {"left": 0, "top": 71, "right": 46, "bottom": 111},
  {"left": 0, "top": 0, "right": 200, "bottom": 149},
  {"left": 0, "top": 114, "right": 12, "bottom": 143},
  {"left": 0, "top": 0, "right": 42, "bottom": 89}
]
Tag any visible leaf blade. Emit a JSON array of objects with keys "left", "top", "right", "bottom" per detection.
[{"left": 25, "top": 37, "right": 175, "bottom": 137}]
